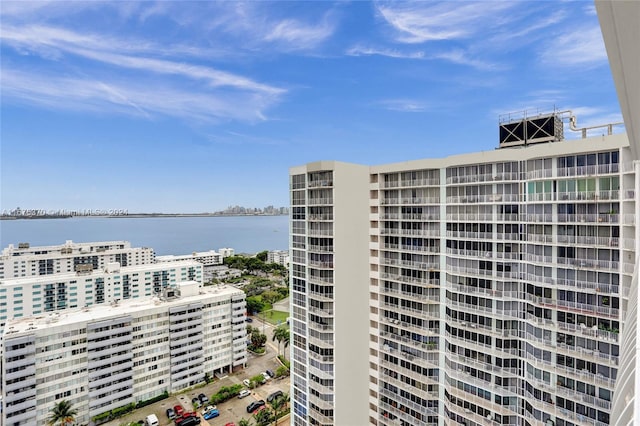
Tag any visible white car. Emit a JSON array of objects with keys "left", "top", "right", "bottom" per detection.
[
  {"left": 242, "top": 379, "right": 251, "bottom": 387},
  {"left": 238, "top": 389, "right": 251, "bottom": 399},
  {"left": 262, "top": 372, "right": 271, "bottom": 381}
]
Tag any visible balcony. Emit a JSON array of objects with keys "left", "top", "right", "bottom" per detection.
[
  {"left": 308, "top": 198, "right": 333, "bottom": 205},
  {"left": 557, "top": 163, "right": 620, "bottom": 177}
]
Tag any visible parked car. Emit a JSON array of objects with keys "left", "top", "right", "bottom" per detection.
[
  {"left": 175, "top": 416, "right": 200, "bottom": 426},
  {"left": 198, "top": 393, "right": 208, "bottom": 404},
  {"left": 267, "top": 390, "right": 284, "bottom": 404},
  {"left": 203, "top": 407, "right": 219, "bottom": 420},
  {"left": 238, "top": 389, "right": 251, "bottom": 399},
  {"left": 265, "top": 369, "right": 275, "bottom": 378},
  {"left": 246, "top": 400, "right": 266, "bottom": 413},
  {"left": 242, "top": 379, "right": 251, "bottom": 387},
  {"left": 166, "top": 408, "right": 176, "bottom": 420},
  {"left": 191, "top": 397, "right": 200, "bottom": 408},
  {"left": 245, "top": 317, "right": 253, "bottom": 322},
  {"left": 262, "top": 372, "right": 271, "bottom": 381},
  {"left": 202, "top": 405, "right": 216, "bottom": 413},
  {"left": 174, "top": 405, "right": 184, "bottom": 417}
]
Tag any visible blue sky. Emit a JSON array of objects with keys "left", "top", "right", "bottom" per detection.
[{"left": 0, "top": 1, "right": 624, "bottom": 213}]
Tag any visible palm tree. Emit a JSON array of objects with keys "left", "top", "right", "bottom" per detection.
[
  {"left": 271, "top": 392, "right": 290, "bottom": 425},
  {"left": 47, "top": 400, "right": 77, "bottom": 426},
  {"left": 253, "top": 408, "right": 273, "bottom": 426},
  {"left": 272, "top": 325, "right": 288, "bottom": 357},
  {"left": 281, "top": 329, "right": 290, "bottom": 360}
]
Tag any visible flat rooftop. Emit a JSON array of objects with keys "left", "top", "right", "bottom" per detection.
[{"left": 3, "top": 283, "right": 243, "bottom": 335}]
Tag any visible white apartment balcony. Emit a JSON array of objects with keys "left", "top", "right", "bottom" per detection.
[
  {"left": 526, "top": 168, "right": 554, "bottom": 180},
  {"left": 308, "top": 198, "right": 333, "bottom": 205},
  {"left": 399, "top": 177, "right": 440, "bottom": 187},
  {"left": 307, "top": 244, "right": 333, "bottom": 253},
  {"left": 308, "top": 214, "right": 334, "bottom": 221},
  {"left": 379, "top": 359, "right": 440, "bottom": 387},
  {"left": 309, "top": 260, "right": 333, "bottom": 268},
  {"left": 558, "top": 322, "right": 619, "bottom": 343},
  {"left": 557, "top": 163, "right": 620, "bottom": 177},
  {"left": 446, "top": 213, "right": 495, "bottom": 222},
  {"left": 380, "top": 331, "right": 438, "bottom": 351},
  {"left": 401, "top": 213, "right": 440, "bottom": 221},
  {"left": 380, "top": 286, "right": 440, "bottom": 303},
  {"left": 556, "top": 342, "right": 619, "bottom": 366},
  {"left": 555, "top": 299, "right": 619, "bottom": 319},
  {"left": 380, "top": 273, "right": 439, "bottom": 287},
  {"left": 308, "top": 321, "right": 333, "bottom": 332},
  {"left": 446, "top": 230, "right": 494, "bottom": 240},
  {"left": 447, "top": 172, "right": 518, "bottom": 184},
  {"left": 380, "top": 258, "right": 439, "bottom": 270},
  {"left": 556, "top": 235, "right": 620, "bottom": 247},
  {"left": 308, "top": 290, "right": 334, "bottom": 302},
  {"left": 308, "top": 228, "right": 333, "bottom": 237},
  {"left": 379, "top": 402, "right": 434, "bottom": 426},
  {"left": 381, "top": 302, "right": 440, "bottom": 320},
  {"left": 380, "top": 228, "right": 440, "bottom": 237},
  {"left": 3, "top": 376, "right": 36, "bottom": 393},
  {"left": 446, "top": 299, "right": 492, "bottom": 315},
  {"left": 556, "top": 257, "right": 620, "bottom": 271},
  {"left": 308, "top": 275, "right": 334, "bottom": 284},
  {"left": 445, "top": 386, "right": 519, "bottom": 418},
  {"left": 308, "top": 179, "right": 333, "bottom": 188},
  {"left": 307, "top": 409, "right": 333, "bottom": 426},
  {"left": 446, "top": 194, "right": 516, "bottom": 204},
  {"left": 378, "top": 343, "right": 439, "bottom": 369},
  {"left": 382, "top": 243, "right": 439, "bottom": 254},
  {"left": 308, "top": 305, "right": 333, "bottom": 316},
  {"left": 555, "top": 386, "right": 612, "bottom": 411},
  {"left": 556, "top": 364, "right": 615, "bottom": 389},
  {"left": 379, "top": 388, "right": 439, "bottom": 417},
  {"left": 557, "top": 213, "right": 619, "bottom": 224},
  {"left": 307, "top": 334, "right": 334, "bottom": 349},
  {"left": 308, "top": 350, "right": 334, "bottom": 363}
]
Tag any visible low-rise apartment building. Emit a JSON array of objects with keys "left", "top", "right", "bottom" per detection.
[
  {"left": 0, "top": 240, "right": 155, "bottom": 279},
  {"left": 2, "top": 282, "right": 247, "bottom": 426}
]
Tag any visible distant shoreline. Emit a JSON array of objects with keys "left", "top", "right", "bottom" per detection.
[{"left": 0, "top": 213, "right": 288, "bottom": 220}]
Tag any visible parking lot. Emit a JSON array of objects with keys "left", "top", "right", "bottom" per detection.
[{"left": 106, "top": 318, "right": 290, "bottom": 426}]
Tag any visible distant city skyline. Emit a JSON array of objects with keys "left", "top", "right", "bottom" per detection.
[{"left": 1, "top": 1, "right": 624, "bottom": 212}]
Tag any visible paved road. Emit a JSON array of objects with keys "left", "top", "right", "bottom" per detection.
[{"left": 105, "top": 316, "right": 289, "bottom": 426}]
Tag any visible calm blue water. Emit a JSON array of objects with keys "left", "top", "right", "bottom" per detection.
[{"left": 0, "top": 216, "right": 289, "bottom": 255}]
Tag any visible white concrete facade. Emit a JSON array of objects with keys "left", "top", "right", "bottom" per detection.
[
  {"left": 156, "top": 250, "right": 224, "bottom": 267},
  {"left": 597, "top": 2, "right": 640, "bottom": 424},
  {"left": 289, "top": 161, "right": 375, "bottom": 426},
  {"left": 0, "top": 240, "right": 155, "bottom": 280},
  {"left": 0, "top": 260, "right": 203, "bottom": 329},
  {"left": 2, "top": 282, "right": 247, "bottom": 426},
  {"left": 291, "top": 133, "right": 635, "bottom": 426},
  {"left": 268, "top": 250, "right": 290, "bottom": 266}
]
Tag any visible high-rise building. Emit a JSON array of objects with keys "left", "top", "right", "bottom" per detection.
[
  {"left": 290, "top": 118, "right": 633, "bottom": 426},
  {"left": 0, "top": 240, "right": 155, "bottom": 279},
  {"left": 2, "top": 281, "right": 247, "bottom": 426}
]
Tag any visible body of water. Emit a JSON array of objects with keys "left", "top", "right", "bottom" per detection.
[{"left": 0, "top": 216, "right": 289, "bottom": 255}]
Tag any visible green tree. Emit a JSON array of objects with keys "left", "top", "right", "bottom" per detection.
[
  {"left": 238, "top": 418, "right": 255, "bottom": 426},
  {"left": 251, "top": 328, "right": 267, "bottom": 348},
  {"left": 256, "top": 250, "right": 268, "bottom": 262},
  {"left": 47, "top": 400, "right": 78, "bottom": 426},
  {"left": 246, "top": 296, "right": 266, "bottom": 314},
  {"left": 272, "top": 325, "right": 289, "bottom": 357},
  {"left": 261, "top": 290, "right": 280, "bottom": 305}
]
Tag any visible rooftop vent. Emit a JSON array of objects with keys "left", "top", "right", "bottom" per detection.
[{"left": 499, "top": 110, "right": 564, "bottom": 148}]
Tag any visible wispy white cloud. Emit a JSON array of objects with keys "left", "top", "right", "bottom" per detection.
[
  {"left": 377, "top": 99, "right": 430, "bottom": 113},
  {"left": 539, "top": 25, "right": 608, "bottom": 67},
  {"left": 1, "top": 22, "right": 285, "bottom": 122},
  {"left": 432, "top": 49, "right": 503, "bottom": 71},
  {"left": 1, "top": 66, "right": 278, "bottom": 123},
  {"left": 375, "top": 1, "right": 517, "bottom": 43},
  {"left": 346, "top": 45, "right": 425, "bottom": 59},
  {"left": 263, "top": 15, "right": 336, "bottom": 51}
]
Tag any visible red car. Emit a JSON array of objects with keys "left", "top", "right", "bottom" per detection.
[{"left": 174, "top": 405, "right": 184, "bottom": 417}]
